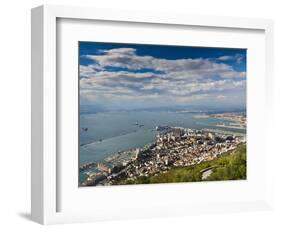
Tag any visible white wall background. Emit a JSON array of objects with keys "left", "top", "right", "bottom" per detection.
[{"left": 0, "top": 0, "right": 280, "bottom": 229}]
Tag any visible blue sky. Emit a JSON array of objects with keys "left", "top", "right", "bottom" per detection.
[{"left": 79, "top": 42, "right": 246, "bottom": 110}]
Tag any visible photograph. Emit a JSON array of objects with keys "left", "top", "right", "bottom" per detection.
[{"left": 79, "top": 42, "right": 247, "bottom": 186}]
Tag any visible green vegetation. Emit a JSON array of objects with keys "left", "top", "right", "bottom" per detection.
[{"left": 120, "top": 144, "right": 246, "bottom": 185}]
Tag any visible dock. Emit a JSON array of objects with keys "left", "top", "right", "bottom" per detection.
[{"left": 79, "top": 161, "right": 97, "bottom": 172}]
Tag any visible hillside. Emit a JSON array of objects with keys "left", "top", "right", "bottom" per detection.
[{"left": 119, "top": 144, "right": 246, "bottom": 185}]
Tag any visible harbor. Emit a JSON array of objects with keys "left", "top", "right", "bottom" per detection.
[{"left": 80, "top": 124, "right": 246, "bottom": 186}]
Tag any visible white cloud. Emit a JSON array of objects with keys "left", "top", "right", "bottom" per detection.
[
  {"left": 216, "top": 54, "right": 245, "bottom": 64},
  {"left": 80, "top": 48, "right": 246, "bottom": 106},
  {"left": 216, "top": 56, "right": 233, "bottom": 61},
  {"left": 83, "top": 48, "right": 245, "bottom": 80}
]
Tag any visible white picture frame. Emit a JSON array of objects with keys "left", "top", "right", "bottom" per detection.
[{"left": 31, "top": 4, "right": 274, "bottom": 225}]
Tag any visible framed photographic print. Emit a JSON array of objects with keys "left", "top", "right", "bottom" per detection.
[
  {"left": 78, "top": 42, "right": 247, "bottom": 187},
  {"left": 31, "top": 5, "right": 274, "bottom": 225}
]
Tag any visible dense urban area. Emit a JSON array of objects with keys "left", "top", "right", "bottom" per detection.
[{"left": 80, "top": 112, "right": 246, "bottom": 186}]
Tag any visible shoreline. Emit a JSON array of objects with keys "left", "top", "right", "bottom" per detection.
[
  {"left": 215, "top": 124, "right": 246, "bottom": 130},
  {"left": 80, "top": 126, "right": 246, "bottom": 186}
]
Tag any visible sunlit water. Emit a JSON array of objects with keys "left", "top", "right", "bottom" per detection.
[{"left": 79, "top": 111, "right": 245, "bottom": 166}]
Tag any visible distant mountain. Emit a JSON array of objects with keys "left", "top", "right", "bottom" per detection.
[
  {"left": 80, "top": 104, "right": 246, "bottom": 114},
  {"left": 80, "top": 104, "right": 109, "bottom": 114}
]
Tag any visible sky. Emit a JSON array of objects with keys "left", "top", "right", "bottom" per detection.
[{"left": 79, "top": 42, "right": 246, "bottom": 111}]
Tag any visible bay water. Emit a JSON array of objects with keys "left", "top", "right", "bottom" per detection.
[{"left": 79, "top": 111, "right": 245, "bottom": 165}]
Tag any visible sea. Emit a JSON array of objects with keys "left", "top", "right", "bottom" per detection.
[{"left": 79, "top": 110, "right": 245, "bottom": 169}]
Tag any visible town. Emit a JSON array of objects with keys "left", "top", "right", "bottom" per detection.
[
  {"left": 80, "top": 126, "right": 246, "bottom": 186},
  {"left": 211, "top": 112, "right": 246, "bottom": 129}
]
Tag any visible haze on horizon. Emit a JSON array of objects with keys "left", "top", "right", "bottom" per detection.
[{"left": 79, "top": 42, "right": 246, "bottom": 111}]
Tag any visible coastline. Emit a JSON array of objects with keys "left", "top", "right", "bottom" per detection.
[{"left": 80, "top": 125, "right": 246, "bottom": 186}]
